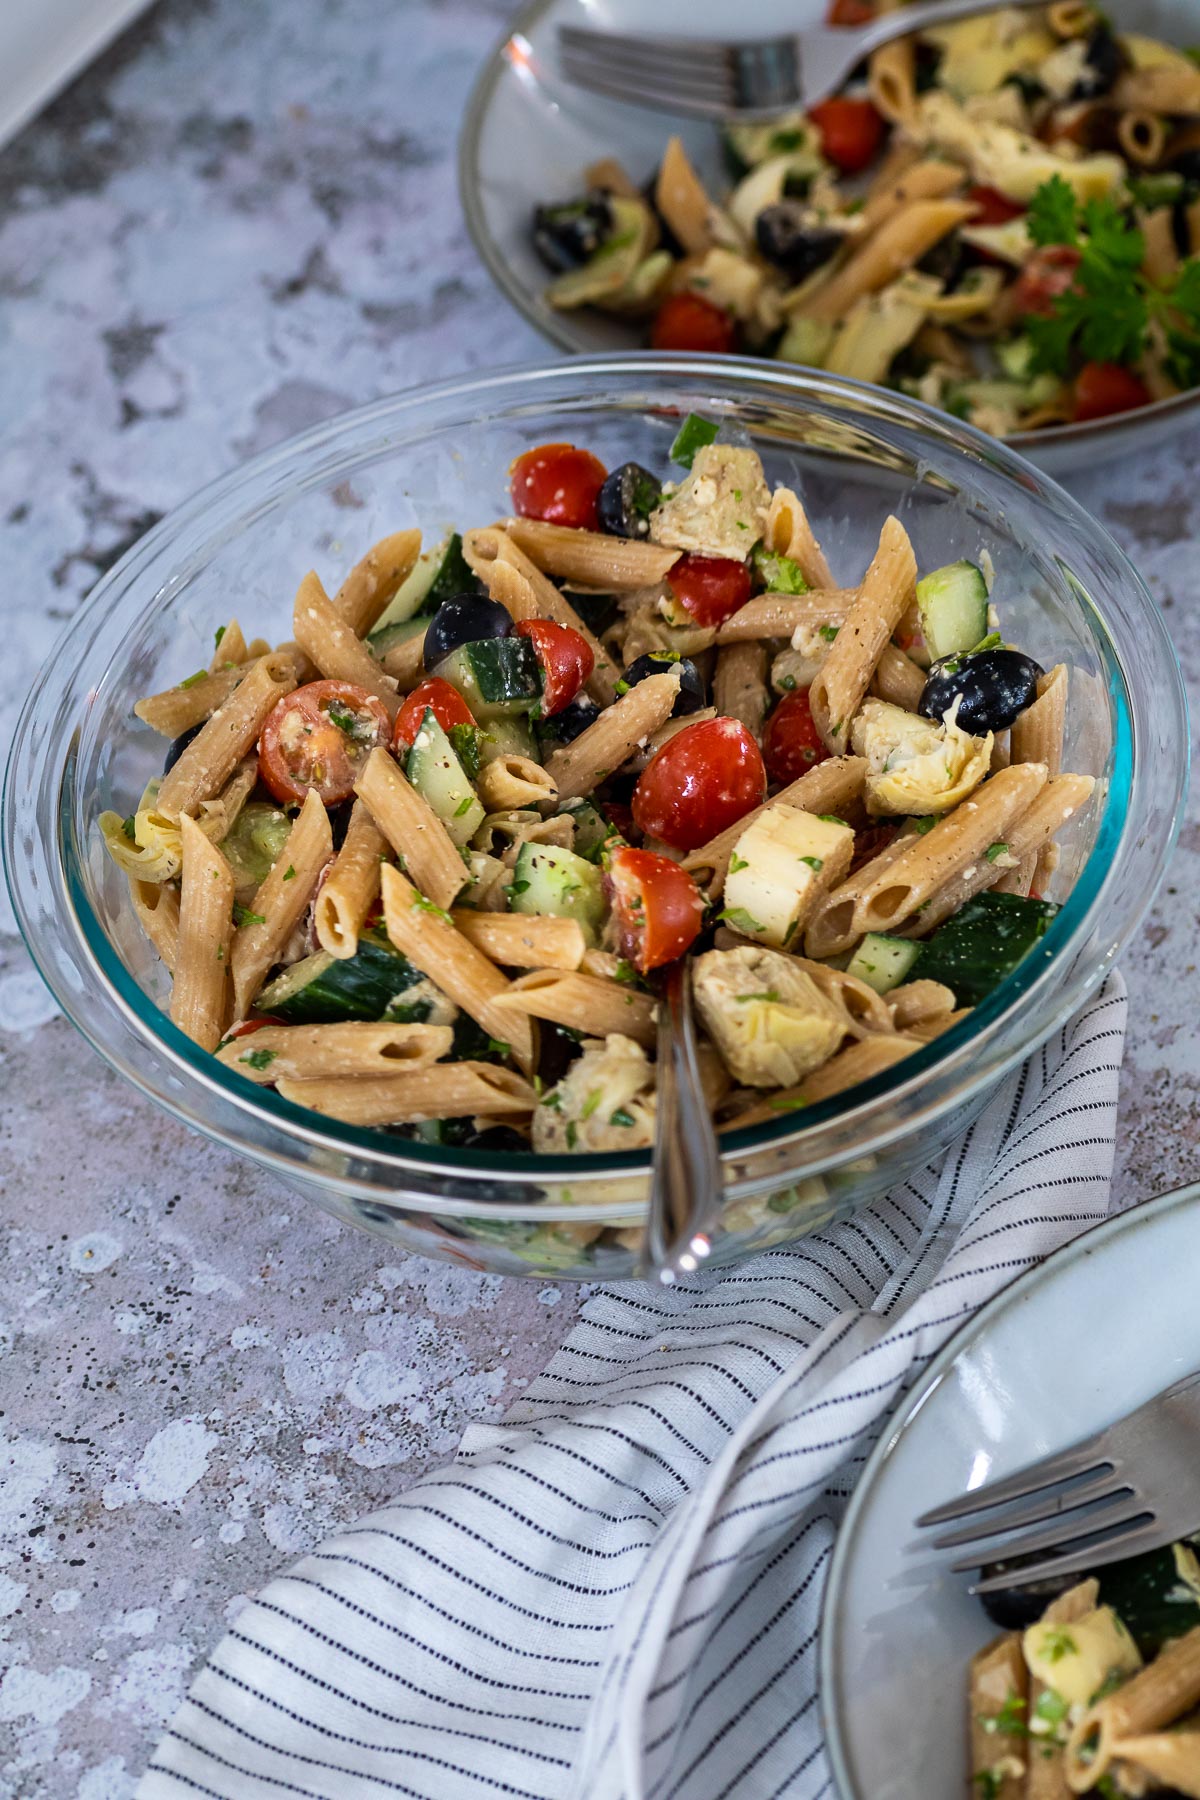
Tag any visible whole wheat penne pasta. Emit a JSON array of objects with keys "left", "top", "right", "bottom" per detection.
[
  {"left": 460, "top": 535, "right": 541, "bottom": 623},
  {"left": 887, "top": 979, "right": 956, "bottom": 1031},
  {"left": 476, "top": 531, "right": 620, "bottom": 704},
  {"left": 476, "top": 754, "right": 557, "bottom": 812},
  {"left": 1099, "top": 1727, "right": 1200, "bottom": 1794},
  {"left": 1118, "top": 108, "right": 1167, "bottom": 166},
  {"left": 684, "top": 755, "right": 868, "bottom": 894},
  {"left": 544, "top": 669, "right": 680, "bottom": 803},
  {"left": 804, "top": 823, "right": 919, "bottom": 959},
  {"left": 1114, "top": 64, "right": 1200, "bottom": 114},
  {"left": 869, "top": 31, "right": 917, "bottom": 129},
  {"left": 860, "top": 156, "right": 964, "bottom": 231},
  {"left": 197, "top": 757, "right": 259, "bottom": 850},
  {"left": 713, "top": 642, "right": 770, "bottom": 737},
  {"left": 1139, "top": 205, "right": 1180, "bottom": 285},
  {"left": 216, "top": 1020, "right": 453, "bottom": 1083},
  {"left": 791, "top": 956, "right": 896, "bottom": 1037},
  {"left": 1024, "top": 1582, "right": 1099, "bottom": 1800},
  {"left": 504, "top": 517, "right": 679, "bottom": 590},
  {"left": 171, "top": 815, "right": 235, "bottom": 1051},
  {"left": 230, "top": 788, "right": 333, "bottom": 1019},
  {"left": 913, "top": 772, "right": 1094, "bottom": 931},
  {"left": 990, "top": 730, "right": 1011, "bottom": 773},
  {"left": 209, "top": 619, "right": 248, "bottom": 671},
  {"left": 627, "top": 707, "right": 717, "bottom": 773},
  {"left": 131, "top": 875, "right": 180, "bottom": 972},
  {"left": 585, "top": 154, "right": 639, "bottom": 198},
  {"left": 450, "top": 912, "right": 587, "bottom": 971},
  {"left": 314, "top": 798, "right": 387, "bottom": 959},
  {"left": 1048, "top": 0, "right": 1095, "bottom": 33},
  {"left": 720, "top": 1033, "right": 920, "bottom": 1129},
  {"left": 494, "top": 968, "right": 657, "bottom": 1048},
  {"left": 381, "top": 864, "right": 535, "bottom": 1073},
  {"left": 802, "top": 200, "right": 976, "bottom": 323},
  {"left": 332, "top": 530, "right": 422, "bottom": 636},
  {"left": 870, "top": 642, "right": 926, "bottom": 712},
  {"left": 157, "top": 653, "right": 298, "bottom": 819},
  {"left": 763, "top": 488, "right": 834, "bottom": 588},
  {"left": 135, "top": 660, "right": 250, "bottom": 738},
  {"left": 903, "top": 1007, "right": 971, "bottom": 1042},
  {"left": 1011, "top": 664, "right": 1067, "bottom": 775},
  {"left": 276, "top": 1063, "right": 536, "bottom": 1127},
  {"left": 292, "top": 571, "right": 400, "bottom": 721},
  {"left": 354, "top": 746, "right": 468, "bottom": 915},
  {"left": 715, "top": 593, "right": 854, "bottom": 643},
  {"left": 969, "top": 1635, "right": 1028, "bottom": 1800},
  {"left": 1068, "top": 1626, "right": 1200, "bottom": 1788},
  {"left": 655, "top": 133, "right": 715, "bottom": 254},
  {"left": 379, "top": 631, "right": 426, "bottom": 689},
  {"left": 810, "top": 516, "right": 918, "bottom": 753}
]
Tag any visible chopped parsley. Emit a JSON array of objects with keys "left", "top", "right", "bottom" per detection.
[
  {"left": 728, "top": 851, "right": 749, "bottom": 874},
  {"left": 282, "top": 865, "right": 296, "bottom": 881},
  {"left": 326, "top": 699, "right": 364, "bottom": 737},
  {"left": 509, "top": 878, "right": 531, "bottom": 896},
  {"left": 1038, "top": 1626, "right": 1077, "bottom": 1664},
  {"left": 411, "top": 894, "right": 452, "bottom": 924},
  {"left": 972, "top": 1773, "right": 1003, "bottom": 1800},
  {"left": 581, "top": 1089, "right": 602, "bottom": 1120},
  {"left": 121, "top": 815, "right": 137, "bottom": 841},
  {"left": 736, "top": 989, "right": 780, "bottom": 1004},
  {"left": 540, "top": 1089, "right": 563, "bottom": 1111},
  {"left": 233, "top": 904, "right": 266, "bottom": 927},
  {"left": 910, "top": 815, "right": 937, "bottom": 835},
  {"left": 799, "top": 855, "right": 824, "bottom": 872},
  {"left": 818, "top": 815, "right": 848, "bottom": 827},
  {"left": 978, "top": 1692, "right": 1026, "bottom": 1736},
  {"left": 613, "top": 959, "right": 639, "bottom": 985},
  {"left": 614, "top": 678, "right": 631, "bottom": 697},
  {"left": 1032, "top": 1689, "right": 1068, "bottom": 1729},
  {"left": 716, "top": 906, "right": 764, "bottom": 934},
  {"left": 778, "top": 674, "right": 797, "bottom": 691},
  {"left": 819, "top": 624, "right": 839, "bottom": 643},
  {"left": 609, "top": 1107, "right": 636, "bottom": 1127},
  {"left": 216, "top": 945, "right": 224, "bottom": 961},
  {"left": 565, "top": 1120, "right": 579, "bottom": 1149},
  {"left": 449, "top": 723, "right": 481, "bottom": 780},
  {"left": 239, "top": 1047, "right": 277, "bottom": 1071},
  {"left": 454, "top": 795, "right": 474, "bottom": 818},
  {"left": 178, "top": 668, "right": 208, "bottom": 690},
  {"left": 213, "top": 624, "right": 226, "bottom": 648},
  {"left": 985, "top": 842, "right": 1009, "bottom": 863},
  {"left": 486, "top": 1037, "right": 511, "bottom": 1057},
  {"left": 769, "top": 1094, "right": 807, "bottom": 1112},
  {"left": 752, "top": 543, "right": 809, "bottom": 595}
]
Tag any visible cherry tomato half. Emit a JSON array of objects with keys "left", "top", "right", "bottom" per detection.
[
  {"left": 606, "top": 847, "right": 706, "bottom": 974},
  {"left": 392, "top": 677, "right": 476, "bottom": 756},
  {"left": 826, "top": 0, "right": 873, "bottom": 23},
  {"left": 514, "top": 618, "right": 594, "bottom": 716},
  {"left": 762, "top": 688, "right": 830, "bottom": 786},
  {"left": 668, "top": 552, "right": 752, "bottom": 628},
  {"left": 1012, "top": 245, "right": 1081, "bottom": 318},
  {"left": 967, "top": 185, "right": 1026, "bottom": 227},
  {"left": 650, "top": 291, "right": 737, "bottom": 354},
  {"left": 1072, "top": 361, "right": 1151, "bottom": 422},
  {"left": 807, "top": 97, "right": 885, "bottom": 174},
  {"left": 509, "top": 442, "right": 607, "bottom": 531},
  {"left": 259, "top": 680, "right": 390, "bottom": 807},
  {"left": 632, "top": 716, "right": 766, "bottom": 852}
]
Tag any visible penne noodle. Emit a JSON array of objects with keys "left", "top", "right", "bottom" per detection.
[
  {"left": 1139, "top": 205, "right": 1180, "bottom": 285},
  {"left": 1026, "top": 1581, "right": 1099, "bottom": 1800},
  {"left": 810, "top": 516, "right": 918, "bottom": 754},
  {"left": 715, "top": 592, "right": 854, "bottom": 643},
  {"left": 461, "top": 531, "right": 541, "bottom": 623},
  {"left": 494, "top": 968, "right": 658, "bottom": 1049},
  {"left": 332, "top": 530, "right": 422, "bottom": 637},
  {"left": 379, "top": 630, "right": 427, "bottom": 689},
  {"left": 276, "top": 1063, "right": 536, "bottom": 1127},
  {"left": 209, "top": 619, "right": 248, "bottom": 671},
  {"left": 354, "top": 746, "right": 469, "bottom": 915},
  {"left": 803, "top": 825, "right": 918, "bottom": 960},
  {"left": 292, "top": 571, "right": 401, "bottom": 721},
  {"left": 131, "top": 875, "right": 179, "bottom": 973},
  {"left": 197, "top": 757, "right": 259, "bottom": 852},
  {"left": 887, "top": 979, "right": 956, "bottom": 1031},
  {"left": 791, "top": 955, "right": 896, "bottom": 1037},
  {"left": 1047, "top": 0, "right": 1096, "bottom": 34},
  {"left": 171, "top": 815, "right": 235, "bottom": 1052},
  {"left": 763, "top": 488, "right": 835, "bottom": 588},
  {"left": 1068, "top": 1625, "right": 1200, "bottom": 1788},
  {"left": 1114, "top": 64, "right": 1200, "bottom": 115},
  {"left": 135, "top": 661, "right": 248, "bottom": 738},
  {"left": 380, "top": 864, "right": 535, "bottom": 1073},
  {"left": 450, "top": 911, "right": 587, "bottom": 971},
  {"left": 713, "top": 642, "right": 770, "bottom": 737},
  {"left": 655, "top": 134, "right": 715, "bottom": 255},
  {"left": 1117, "top": 109, "right": 1167, "bottom": 166},
  {"left": 313, "top": 798, "right": 387, "bottom": 960},
  {"left": 915, "top": 772, "right": 1094, "bottom": 930},
  {"left": 544, "top": 669, "right": 681, "bottom": 802},
  {"left": 870, "top": 641, "right": 927, "bottom": 712},
  {"left": 860, "top": 156, "right": 964, "bottom": 231},
  {"left": 720, "top": 1033, "right": 920, "bottom": 1129},
  {"left": 684, "top": 755, "right": 868, "bottom": 894},
  {"left": 627, "top": 706, "right": 717, "bottom": 774},
  {"left": 230, "top": 788, "right": 333, "bottom": 1020},
  {"left": 969, "top": 1635, "right": 1028, "bottom": 1800},
  {"left": 1011, "top": 664, "right": 1067, "bottom": 776},
  {"left": 472, "top": 530, "right": 621, "bottom": 704},
  {"left": 504, "top": 516, "right": 679, "bottom": 590},
  {"left": 476, "top": 754, "right": 558, "bottom": 812},
  {"left": 903, "top": 1007, "right": 971, "bottom": 1042},
  {"left": 869, "top": 30, "right": 917, "bottom": 130},
  {"left": 157, "top": 653, "right": 298, "bottom": 819},
  {"left": 801, "top": 200, "right": 976, "bottom": 323},
  {"left": 216, "top": 1020, "right": 453, "bottom": 1083}
]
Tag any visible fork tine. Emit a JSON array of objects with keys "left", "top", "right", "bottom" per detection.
[
  {"left": 561, "top": 48, "right": 731, "bottom": 102},
  {"left": 915, "top": 1438, "right": 1111, "bottom": 1528},
  {"left": 559, "top": 24, "right": 728, "bottom": 70},
  {"left": 971, "top": 1519, "right": 1170, "bottom": 1595},
  {"left": 927, "top": 1471, "right": 1128, "bottom": 1551},
  {"left": 558, "top": 51, "right": 732, "bottom": 118},
  {"left": 947, "top": 1499, "right": 1152, "bottom": 1574}
]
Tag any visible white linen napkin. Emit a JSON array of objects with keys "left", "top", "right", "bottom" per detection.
[{"left": 140, "top": 973, "right": 1127, "bottom": 1800}]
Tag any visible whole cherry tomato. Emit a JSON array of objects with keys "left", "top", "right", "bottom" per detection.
[
  {"left": 967, "top": 185, "right": 1026, "bottom": 227},
  {"left": 807, "top": 97, "right": 885, "bottom": 174},
  {"left": 509, "top": 442, "right": 607, "bottom": 530},
  {"left": 258, "top": 680, "right": 390, "bottom": 806},
  {"left": 632, "top": 716, "right": 766, "bottom": 852},
  {"left": 514, "top": 618, "right": 594, "bottom": 716},
  {"left": 650, "top": 292, "right": 737, "bottom": 354},
  {"left": 392, "top": 677, "right": 476, "bottom": 756},
  {"left": 762, "top": 688, "right": 830, "bottom": 786},
  {"left": 1072, "top": 361, "right": 1151, "bottom": 422},
  {"left": 668, "top": 552, "right": 752, "bottom": 628},
  {"left": 1012, "top": 246, "right": 1081, "bottom": 317},
  {"left": 606, "top": 847, "right": 706, "bottom": 973}
]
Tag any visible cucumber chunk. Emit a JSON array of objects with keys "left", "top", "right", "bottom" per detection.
[
  {"left": 479, "top": 715, "right": 538, "bottom": 764},
  {"left": 368, "top": 532, "right": 481, "bottom": 638},
  {"left": 258, "top": 929, "right": 434, "bottom": 1023},
  {"left": 433, "top": 638, "right": 543, "bottom": 720},
  {"left": 219, "top": 802, "right": 292, "bottom": 893},
  {"left": 562, "top": 798, "right": 623, "bottom": 864},
  {"left": 846, "top": 933, "right": 922, "bottom": 995},
  {"left": 913, "top": 891, "right": 1059, "bottom": 1006},
  {"left": 405, "top": 709, "right": 484, "bottom": 847},
  {"left": 508, "top": 841, "right": 605, "bottom": 946},
  {"left": 916, "top": 561, "right": 990, "bottom": 662}
]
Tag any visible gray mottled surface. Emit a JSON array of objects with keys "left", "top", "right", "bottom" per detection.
[{"left": 0, "top": 1, "right": 1196, "bottom": 1794}]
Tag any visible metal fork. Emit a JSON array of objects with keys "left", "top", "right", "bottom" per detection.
[
  {"left": 559, "top": 0, "right": 1048, "bottom": 121},
  {"left": 639, "top": 958, "right": 725, "bottom": 1285},
  {"left": 913, "top": 1370, "right": 1200, "bottom": 1593}
]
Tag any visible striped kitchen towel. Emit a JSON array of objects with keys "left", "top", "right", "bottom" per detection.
[{"left": 141, "top": 973, "right": 1127, "bottom": 1800}]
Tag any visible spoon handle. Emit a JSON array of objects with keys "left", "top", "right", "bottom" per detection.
[{"left": 640, "top": 960, "right": 725, "bottom": 1285}]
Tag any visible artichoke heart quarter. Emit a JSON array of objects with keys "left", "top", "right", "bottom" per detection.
[
  {"left": 851, "top": 697, "right": 991, "bottom": 816},
  {"left": 649, "top": 444, "right": 772, "bottom": 562},
  {"left": 693, "top": 946, "right": 845, "bottom": 1088}
]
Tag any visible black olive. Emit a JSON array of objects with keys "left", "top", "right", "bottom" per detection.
[
  {"left": 754, "top": 203, "right": 842, "bottom": 281},
  {"left": 536, "top": 696, "right": 600, "bottom": 746},
  {"left": 423, "top": 593, "right": 513, "bottom": 672},
  {"left": 1173, "top": 148, "right": 1200, "bottom": 187},
  {"left": 642, "top": 173, "right": 684, "bottom": 258},
  {"left": 537, "top": 1022, "right": 584, "bottom": 1089},
  {"left": 916, "top": 229, "right": 965, "bottom": 292},
  {"left": 531, "top": 192, "right": 613, "bottom": 274},
  {"left": 463, "top": 1125, "right": 529, "bottom": 1154},
  {"left": 163, "top": 722, "right": 203, "bottom": 772},
  {"left": 978, "top": 1562, "right": 1081, "bottom": 1632},
  {"left": 596, "top": 462, "right": 662, "bottom": 540},
  {"left": 622, "top": 653, "right": 706, "bottom": 716},
  {"left": 1069, "top": 24, "right": 1125, "bottom": 101},
  {"left": 918, "top": 649, "right": 1044, "bottom": 736},
  {"left": 1004, "top": 70, "right": 1045, "bottom": 106}
]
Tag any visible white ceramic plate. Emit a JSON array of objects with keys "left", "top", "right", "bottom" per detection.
[
  {"left": 0, "top": 0, "right": 151, "bottom": 150},
  {"left": 458, "top": 0, "right": 1200, "bottom": 475},
  {"left": 820, "top": 1181, "right": 1200, "bottom": 1799}
]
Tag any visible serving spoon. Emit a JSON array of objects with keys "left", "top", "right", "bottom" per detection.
[{"left": 638, "top": 957, "right": 726, "bottom": 1285}]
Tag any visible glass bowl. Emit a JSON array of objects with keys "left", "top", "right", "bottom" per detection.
[{"left": 3, "top": 356, "right": 1187, "bottom": 1279}]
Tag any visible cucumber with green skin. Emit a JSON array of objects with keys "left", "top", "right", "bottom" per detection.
[
  {"left": 913, "top": 892, "right": 1059, "bottom": 1006},
  {"left": 368, "top": 532, "right": 482, "bottom": 641},
  {"left": 916, "top": 560, "right": 990, "bottom": 662},
  {"left": 1099, "top": 1539, "right": 1200, "bottom": 1656},
  {"left": 219, "top": 803, "right": 292, "bottom": 892},
  {"left": 432, "top": 638, "right": 543, "bottom": 719},
  {"left": 509, "top": 841, "right": 605, "bottom": 945},
  {"left": 562, "top": 798, "right": 623, "bottom": 864},
  {"left": 846, "top": 933, "right": 921, "bottom": 995},
  {"left": 258, "top": 929, "right": 436, "bottom": 1023},
  {"left": 405, "top": 709, "right": 484, "bottom": 847}
]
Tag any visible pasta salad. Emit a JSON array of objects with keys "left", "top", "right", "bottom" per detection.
[
  {"left": 532, "top": 2, "right": 1200, "bottom": 438},
  {"left": 102, "top": 422, "right": 1094, "bottom": 1156}
]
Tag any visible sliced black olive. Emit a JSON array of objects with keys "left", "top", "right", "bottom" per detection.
[
  {"left": 1004, "top": 70, "right": 1045, "bottom": 106},
  {"left": 916, "top": 229, "right": 965, "bottom": 292},
  {"left": 978, "top": 1561, "right": 1081, "bottom": 1632},
  {"left": 531, "top": 192, "right": 613, "bottom": 274},
  {"left": 536, "top": 696, "right": 600, "bottom": 746},
  {"left": 754, "top": 203, "right": 843, "bottom": 281},
  {"left": 918, "top": 648, "right": 1044, "bottom": 736},
  {"left": 622, "top": 653, "right": 706, "bottom": 716},
  {"left": 596, "top": 461, "right": 662, "bottom": 540},
  {"left": 537, "top": 1021, "right": 584, "bottom": 1089},
  {"left": 422, "top": 593, "right": 513, "bottom": 672},
  {"left": 163, "top": 722, "right": 203, "bottom": 773},
  {"left": 463, "top": 1125, "right": 529, "bottom": 1154},
  {"left": 1069, "top": 24, "right": 1125, "bottom": 101}
]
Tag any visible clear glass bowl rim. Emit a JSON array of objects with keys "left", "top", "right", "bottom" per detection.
[{"left": 3, "top": 353, "right": 1188, "bottom": 1225}]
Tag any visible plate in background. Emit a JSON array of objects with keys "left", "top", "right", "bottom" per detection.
[
  {"left": 0, "top": 0, "right": 151, "bottom": 151},
  {"left": 820, "top": 1181, "right": 1200, "bottom": 1799},
  {"left": 458, "top": 0, "right": 1200, "bottom": 475}
]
